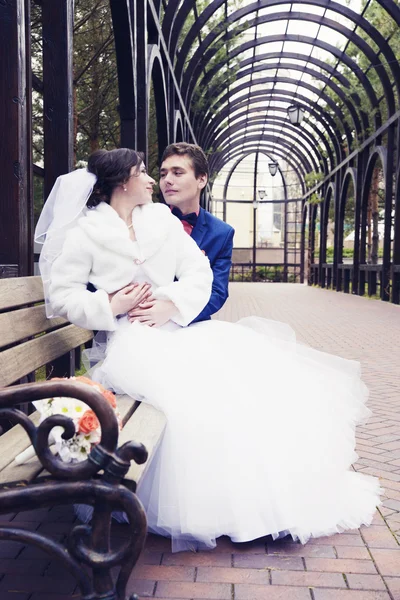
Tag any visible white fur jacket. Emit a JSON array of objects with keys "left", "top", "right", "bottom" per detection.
[{"left": 49, "top": 202, "right": 213, "bottom": 331}]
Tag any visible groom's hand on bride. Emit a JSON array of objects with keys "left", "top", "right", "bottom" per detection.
[
  {"left": 109, "top": 282, "right": 152, "bottom": 317},
  {"left": 127, "top": 298, "right": 178, "bottom": 327}
]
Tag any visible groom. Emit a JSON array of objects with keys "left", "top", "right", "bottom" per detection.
[{"left": 129, "top": 142, "right": 234, "bottom": 325}]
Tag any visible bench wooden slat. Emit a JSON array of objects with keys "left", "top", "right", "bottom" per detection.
[
  {"left": 0, "top": 394, "right": 140, "bottom": 485},
  {"left": 0, "top": 324, "right": 93, "bottom": 387},
  {"left": 0, "top": 276, "right": 44, "bottom": 311},
  {"left": 117, "top": 402, "right": 166, "bottom": 486},
  {"left": 0, "top": 305, "right": 67, "bottom": 349},
  {"left": 0, "top": 412, "right": 41, "bottom": 472},
  {"left": 0, "top": 450, "right": 46, "bottom": 485}
]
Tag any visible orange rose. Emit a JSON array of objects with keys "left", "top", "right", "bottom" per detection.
[
  {"left": 53, "top": 376, "right": 117, "bottom": 411},
  {"left": 78, "top": 409, "right": 100, "bottom": 434},
  {"left": 75, "top": 376, "right": 117, "bottom": 408},
  {"left": 76, "top": 376, "right": 97, "bottom": 387},
  {"left": 102, "top": 388, "right": 117, "bottom": 408}
]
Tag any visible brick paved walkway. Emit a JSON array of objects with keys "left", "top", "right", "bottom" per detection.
[{"left": 1, "top": 283, "right": 400, "bottom": 599}]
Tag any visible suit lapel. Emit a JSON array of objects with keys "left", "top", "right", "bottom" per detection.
[{"left": 191, "top": 207, "right": 207, "bottom": 249}]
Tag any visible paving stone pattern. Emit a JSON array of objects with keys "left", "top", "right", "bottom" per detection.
[{"left": 1, "top": 283, "right": 400, "bottom": 599}]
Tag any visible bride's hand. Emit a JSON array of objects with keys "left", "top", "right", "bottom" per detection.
[
  {"left": 127, "top": 298, "right": 178, "bottom": 327},
  {"left": 110, "top": 283, "right": 152, "bottom": 316}
]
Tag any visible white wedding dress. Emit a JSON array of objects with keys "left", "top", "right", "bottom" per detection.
[{"left": 93, "top": 265, "right": 381, "bottom": 553}]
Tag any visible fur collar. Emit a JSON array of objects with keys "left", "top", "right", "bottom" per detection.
[{"left": 78, "top": 202, "right": 171, "bottom": 260}]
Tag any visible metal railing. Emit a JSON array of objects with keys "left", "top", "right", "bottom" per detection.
[{"left": 230, "top": 263, "right": 302, "bottom": 283}]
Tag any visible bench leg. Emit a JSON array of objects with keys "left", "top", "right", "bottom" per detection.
[{"left": 0, "top": 480, "right": 147, "bottom": 600}]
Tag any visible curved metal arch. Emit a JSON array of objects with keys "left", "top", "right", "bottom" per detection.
[
  {"left": 318, "top": 182, "right": 336, "bottom": 268},
  {"left": 213, "top": 106, "right": 334, "bottom": 173},
  {"left": 393, "top": 158, "right": 400, "bottom": 266},
  {"left": 162, "top": 0, "right": 185, "bottom": 50},
  {"left": 196, "top": 31, "right": 381, "bottom": 143},
  {"left": 336, "top": 167, "right": 358, "bottom": 263},
  {"left": 197, "top": 56, "right": 368, "bottom": 133},
  {"left": 211, "top": 144, "right": 307, "bottom": 193},
  {"left": 147, "top": 45, "right": 170, "bottom": 154},
  {"left": 212, "top": 133, "right": 314, "bottom": 174},
  {"left": 179, "top": 0, "right": 400, "bottom": 104},
  {"left": 195, "top": 70, "right": 361, "bottom": 149},
  {"left": 148, "top": 0, "right": 163, "bottom": 44},
  {"left": 212, "top": 115, "right": 329, "bottom": 173},
  {"left": 178, "top": 5, "right": 397, "bottom": 117},
  {"left": 359, "top": 146, "right": 388, "bottom": 265},
  {"left": 202, "top": 89, "right": 343, "bottom": 158},
  {"left": 216, "top": 124, "right": 320, "bottom": 173},
  {"left": 201, "top": 90, "right": 344, "bottom": 165},
  {"left": 362, "top": 146, "right": 388, "bottom": 210},
  {"left": 174, "top": 110, "right": 184, "bottom": 142},
  {"left": 309, "top": 201, "right": 321, "bottom": 261},
  {"left": 200, "top": 83, "right": 345, "bottom": 152},
  {"left": 221, "top": 150, "right": 287, "bottom": 203},
  {"left": 340, "top": 167, "right": 358, "bottom": 209},
  {"left": 339, "top": 168, "right": 358, "bottom": 243},
  {"left": 301, "top": 199, "right": 310, "bottom": 283},
  {"left": 109, "top": 0, "right": 136, "bottom": 148},
  {"left": 221, "top": 155, "right": 249, "bottom": 206},
  {"left": 218, "top": 151, "right": 289, "bottom": 222},
  {"left": 174, "top": 0, "right": 397, "bottom": 88},
  {"left": 213, "top": 147, "right": 302, "bottom": 199},
  {"left": 211, "top": 143, "right": 306, "bottom": 179},
  {"left": 189, "top": 62, "right": 363, "bottom": 141},
  {"left": 200, "top": 45, "right": 378, "bottom": 125},
  {"left": 320, "top": 181, "right": 336, "bottom": 226},
  {"left": 325, "top": 182, "right": 336, "bottom": 207},
  {"left": 375, "top": 0, "right": 400, "bottom": 25},
  {"left": 205, "top": 106, "right": 334, "bottom": 166}
]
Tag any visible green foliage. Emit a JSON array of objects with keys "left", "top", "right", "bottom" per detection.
[
  {"left": 309, "top": 193, "right": 322, "bottom": 205},
  {"left": 73, "top": 0, "right": 119, "bottom": 160},
  {"left": 315, "top": 247, "right": 383, "bottom": 259},
  {"left": 316, "top": 0, "right": 400, "bottom": 150},
  {"left": 33, "top": 175, "right": 44, "bottom": 226},
  {"left": 231, "top": 265, "right": 285, "bottom": 282},
  {"left": 305, "top": 171, "right": 325, "bottom": 190},
  {"left": 31, "top": 0, "right": 119, "bottom": 170},
  {"left": 148, "top": 82, "right": 160, "bottom": 189},
  {"left": 182, "top": 2, "right": 246, "bottom": 120}
]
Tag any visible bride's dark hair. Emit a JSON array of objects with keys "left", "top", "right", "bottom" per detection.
[{"left": 86, "top": 148, "right": 145, "bottom": 208}]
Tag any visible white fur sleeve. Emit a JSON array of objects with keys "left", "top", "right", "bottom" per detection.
[
  {"left": 49, "top": 229, "right": 117, "bottom": 331},
  {"left": 153, "top": 220, "right": 213, "bottom": 326}
]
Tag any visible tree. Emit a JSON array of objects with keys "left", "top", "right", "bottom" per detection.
[
  {"left": 73, "top": 0, "right": 119, "bottom": 161},
  {"left": 176, "top": 0, "right": 246, "bottom": 152}
]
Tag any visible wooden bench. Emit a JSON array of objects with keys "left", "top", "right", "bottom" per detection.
[{"left": 0, "top": 275, "right": 166, "bottom": 600}]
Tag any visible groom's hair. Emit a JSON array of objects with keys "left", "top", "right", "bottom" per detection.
[{"left": 161, "top": 143, "right": 209, "bottom": 179}]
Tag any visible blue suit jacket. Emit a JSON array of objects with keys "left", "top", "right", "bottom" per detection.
[{"left": 190, "top": 208, "right": 234, "bottom": 323}]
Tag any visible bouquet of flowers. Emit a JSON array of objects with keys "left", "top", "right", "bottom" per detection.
[{"left": 16, "top": 376, "right": 122, "bottom": 465}]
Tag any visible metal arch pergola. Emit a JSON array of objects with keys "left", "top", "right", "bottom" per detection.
[{"left": 1, "top": 0, "right": 400, "bottom": 302}]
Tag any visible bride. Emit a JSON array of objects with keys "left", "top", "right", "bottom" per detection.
[{"left": 36, "top": 147, "right": 381, "bottom": 552}]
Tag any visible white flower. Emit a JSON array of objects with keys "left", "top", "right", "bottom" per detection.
[
  {"left": 50, "top": 397, "right": 89, "bottom": 425},
  {"left": 31, "top": 380, "right": 119, "bottom": 465}
]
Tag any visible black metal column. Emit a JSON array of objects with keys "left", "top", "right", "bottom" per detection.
[
  {"left": 381, "top": 124, "right": 395, "bottom": 301},
  {"left": 252, "top": 152, "right": 259, "bottom": 282},
  {"left": 0, "top": 0, "right": 31, "bottom": 277},
  {"left": 353, "top": 151, "right": 366, "bottom": 295},
  {"left": 333, "top": 170, "right": 342, "bottom": 290},
  {"left": 42, "top": 0, "right": 74, "bottom": 197},
  {"left": 136, "top": 0, "right": 148, "bottom": 160},
  {"left": 110, "top": 0, "right": 137, "bottom": 149}
]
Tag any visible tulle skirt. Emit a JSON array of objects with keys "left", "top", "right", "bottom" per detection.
[{"left": 96, "top": 316, "right": 381, "bottom": 552}]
